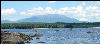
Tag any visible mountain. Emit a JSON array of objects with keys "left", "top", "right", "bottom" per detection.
[
  {"left": 1, "top": 20, "right": 17, "bottom": 23},
  {"left": 17, "top": 14, "right": 82, "bottom": 23}
]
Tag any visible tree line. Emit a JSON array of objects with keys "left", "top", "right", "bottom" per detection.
[{"left": 1, "top": 22, "right": 100, "bottom": 29}]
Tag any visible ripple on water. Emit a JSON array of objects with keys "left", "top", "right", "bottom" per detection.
[{"left": 1, "top": 28, "right": 100, "bottom": 44}]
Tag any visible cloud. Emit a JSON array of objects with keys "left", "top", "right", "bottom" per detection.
[
  {"left": 57, "top": 6, "right": 86, "bottom": 18},
  {"left": 86, "top": 6, "right": 99, "bottom": 10},
  {"left": 48, "top": 1, "right": 56, "bottom": 3},
  {"left": 27, "top": 7, "right": 44, "bottom": 15},
  {"left": 96, "top": 1, "right": 100, "bottom": 4},
  {"left": 92, "top": 1, "right": 100, "bottom": 5},
  {"left": 80, "top": 2, "right": 86, "bottom": 6},
  {"left": 1, "top": 8, "right": 16, "bottom": 15},
  {"left": 20, "top": 6, "right": 100, "bottom": 22},
  {"left": 20, "top": 7, "right": 56, "bottom": 16},
  {"left": 20, "top": 12, "right": 26, "bottom": 15},
  {"left": 8, "top": 19, "right": 18, "bottom": 21},
  {"left": 44, "top": 7, "right": 57, "bottom": 14},
  {"left": 79, "top": 18, "right": 88, "bottom": 21}
]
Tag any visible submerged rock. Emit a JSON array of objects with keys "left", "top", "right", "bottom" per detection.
[
  {"left": 29, "top": 33, "right": 43, "bottom": 37},
  {"left": 35, "top": 33, "right": 43, "bottom": 37},
  {"left": 25, "top": 41, "right": 31, "bottom": 43},
  {"left": 37, "top": 41, "right": 45, "bottom": 43},
  {"left": 55, "top": 30, "right": 62, "bottom": 31},
  {"left": 36, "top": 37, "right": 40, "bottom": 39},
  {"left": 87, "top": 31, "right": 97, "bottom": 33},
  {"left": 29, "top": 33, "right": 35, "bottom": 37},
  {"left": 34, "top": 30, "right": 40, "bottom": 32}
]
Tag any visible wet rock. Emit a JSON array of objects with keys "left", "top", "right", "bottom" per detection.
[
  {"left": 37, "top": 41, "right": 45, "bottom": 43},
  {"left": 35, "top": 30, "right": 40, "bottom": 32},
  {"left": 87, "top": 31, "right": 97, "bottom": 33},
  {"left": 48, "top": 37, "right": 50, "bottom": 38},
  {"left": 35, "top": 33, "right": 43, "bottom": 37},
  {"left": 1, "top": 31, "right": 27, "bottom": 44},
  {"left": 80, "top": 30, "right": 82, "bottom": 31},
  {"left": 27, "top": 37, "right": 33, "bottom": 41},
  {"left": 1, "top": 36, "right": 24, "bottom": 44},
  {"left": 55, "top": 30, "right": 62, "bottom": 31},
  {"left": 36, "top": 37, "right": 40, "bottom": 39},
  {"left": 30, "top": 33, "right": 35, "bottom": 37},
  {"left": 25, "top": 41, "right": 31, "bottom": 43},
  {"left": 18, "top": 41, "right": 25, "bottom": 44},
  {"left": 29, "top": 33, "right": 43, "bottom": 37},
  {"left": 13, "top": 32, "right": 20, "bottom": 35}
]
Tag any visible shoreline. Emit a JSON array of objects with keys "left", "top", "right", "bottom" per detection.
[
  {"left": 1, "top": 31, "right": 28, "bottom": 44},
  {"left": 1, "top": 31, "right": 44, "bottom": 44},
  {"left": 1, "top": 27, "right": 100, "bottom": 29},
  {"left": 34, "top": 28, "right": 49, "bottom": 29},
  {"left": 91, "top": 27, "right": 100, "bottom": 28}
]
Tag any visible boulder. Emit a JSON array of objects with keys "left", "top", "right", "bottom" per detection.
[
  {"left": 35, "top": 33, "right": 43, "bottom": 37},
  {"left": 25, "top": 41, "right": 31, "bottom": 43},
  {"left": 87, "top": 31, "right": 97, "bottom": 33},
  {"left": 36, "top": 37, "right": 40, "bottom": 39},
  {"left": 34, "top": 30, "right": 40, "bottom": 32},
  {"left": 30, "top": 33, "right": 35, "bottom": 37},
  {"left": 1, "top": 31, "right": 26, "bottom": 44},
  {"left": 29, "top": 33, "right": 43, "bottom": 37},
  {"left": 55, "top": 30, "right": 62, "bottom": 31},
  {"left": 37, "top": 41, "right": 45, "bottom": 43}
]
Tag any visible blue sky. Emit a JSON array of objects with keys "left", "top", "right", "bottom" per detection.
[{"left": 1, "top": 1, "right": 100, "bottom": 22}]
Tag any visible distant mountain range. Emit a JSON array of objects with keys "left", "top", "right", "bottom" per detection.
[
  {"left": 1, "top": 20, "right": 17, "bottom": 23},
  {"left": 1, "top": 14, "right": 87, "bottom": 23}
]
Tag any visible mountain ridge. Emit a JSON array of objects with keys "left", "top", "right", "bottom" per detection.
[
  {"left": 17, "top": 14, "right": 80, "bottom": 23},
  {"left": 2, "top": 14, "right": 87, "bottom": 23}
]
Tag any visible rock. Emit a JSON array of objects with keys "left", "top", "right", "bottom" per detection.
[
  {"left": 36, "top": 37, "right": 40, "bottom": 39},
  {"left": 27, "top": 37, "right": 33, "bottom": 40},
  {"left": 1, "top": 36, "right": 24, "bottom": 44},
  {"left": 55, "top": 30, "right": 62, "bottom": 31},
  {"left": 18, "top": 41, "right": 25, "bottom": 44},
  {"left": 1, "top": 31, "right": 27, "bottom": 44},
  {"left": 30, "top": 33, "right": 35, "bottom": 37},
  {"left": 2, "top": 40, "right": 17, "bottom": 44},
  {"left": 35, "top": 30, "right": 40, "bottom": 32},
  {"left": 37, "top": 41, "right": 45, "bottom": 43},
  {"left": 25, "top": 41, "right": 31, "bottom": 43},
  {"left": 35, "top": 33, "right": 43, "bottom": 37},
  {"left": 29, "top": 33, "right": 43, "bottom": 37},
  {"left": 13, "top": 32, "right": 20, "bottom": 35},
  {"left": 87, "top": 31, "right": 97, "bottom": 33}
]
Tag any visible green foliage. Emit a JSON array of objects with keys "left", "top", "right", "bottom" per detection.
[{"left": 1, "top": 22, "right": 100, "bottom": 29}]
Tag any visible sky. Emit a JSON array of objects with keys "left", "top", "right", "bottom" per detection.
[{"left": 1, "top": 1, "right": 100, "bottom": 22}]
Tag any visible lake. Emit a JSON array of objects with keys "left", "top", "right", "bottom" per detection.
[{"left": 1, "top": 28, "right": 100, "bottom": 44}]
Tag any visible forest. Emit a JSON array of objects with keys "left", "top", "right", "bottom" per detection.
[{"left": 1, "top": 22, "right": 100, "bottom": 29}]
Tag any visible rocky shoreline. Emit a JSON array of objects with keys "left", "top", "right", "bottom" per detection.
[{"left": 1, "top": 31, "right": 44, "bottom": 44}]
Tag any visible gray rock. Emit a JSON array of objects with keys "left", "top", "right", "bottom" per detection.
[
  {"left": 1, "top": 31, "right": 25, "bottom": 44},
  {"left": 35, "top": 33, "right": 43, "bottom": 37},
  {"left": 55, "top": 30, "right": 62, "bottom": 31},
  {"left": 87, "top": 31, "right": 97, "bottom": 33},
  {"left": 37, "top": 41, "right": 45, "bottom": 43}
]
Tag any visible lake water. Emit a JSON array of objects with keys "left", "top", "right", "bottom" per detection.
[{"left": 1, "top": 28, "right": 100, "bottom": 44}]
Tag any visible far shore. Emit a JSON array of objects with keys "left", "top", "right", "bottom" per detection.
[
  {"left": 92, "top": 27, "right": 100, "bottom": 28},
  {"left": 1, "top": 27, "right": 100, "bottom": 29},
  {"left": 34, "top": 28, "right": 49, "bottom": 29}
]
